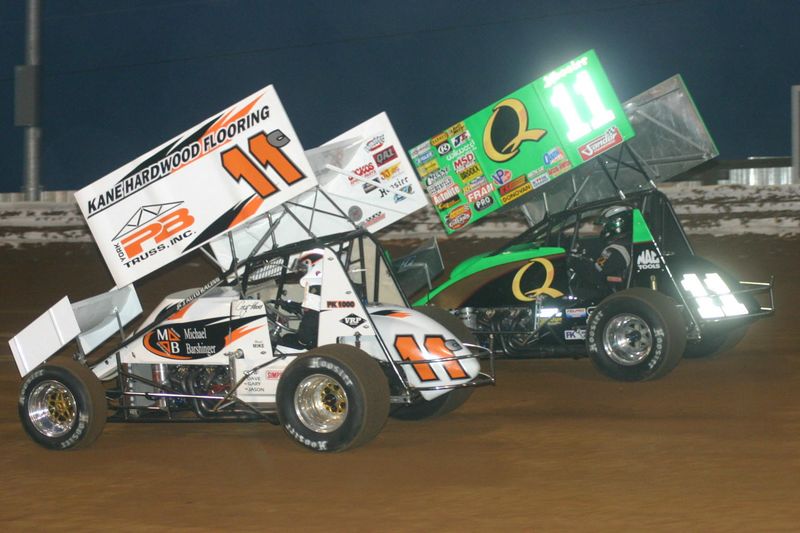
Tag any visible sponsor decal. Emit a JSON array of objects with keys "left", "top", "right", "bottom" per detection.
[
  {"left": 447, "top": 122, "right": 466, "bottom": 137},
  {"left": 491, "top": 168, "right": 512, "bottom": 186},
  {"left": 143, "top": 316, "right": 260, "bottom": 360},
  {"left": 529, "top": 172, "right": 550, "bottom": 189},
  {"left": 457, "top": 163, "right": 482, "bottom": 182},
  {"left": 373, "top": 146, "right": 398, "bottom": 167},
  {"left": 446, "top": 205, "right": 472, "bottom": 231},
  {"left": 473, "top": 195, "right": 494, "bottom": 212},
  {"left": 365, "top": 134, "right": 385, "bottom": 152},
  {"left": 327, "top": 300, "right": 356, "bottom": 308},
  {"left": 431, "top": 132, "right": 449, "bottom": 146},
  {"left": 418, "top": 159, "right": 440, "bottom": 177},
  {"left": 413, "top": 150, "right": 435, "bottom": 166},
  {"left": 498, "top": 176, "right": 527, "bottom": 196},
  {"left": 511, "top": 257, "right": 564, "bottom": 300},
  {"left": 266, "top": 370, "right": 283, "bottom": 380},
  {"left": 543, "top": 147, "right": 565, "bottom": 165},
  {"left": 427, "top": 176, "right": 456, "bottom": 196},
  {"left": 436, "top": 196, "right": 461, "bottom": 210},
  {"left": 579, "top": 126, "right": 623, "bottom": 161},
  {"left": 564, "top": 329, "right": 586, "bottom": 341},
  {"left": 463, "top": 175, "right": 488, "bottom": 193},
  {"left": 565, "top": 308, "right": 588, "bottom": 319},
  {"left": 443, "top": 140, "right": 477, "bottom": 162},
  {"left": 452, "top": 131, "right": 471, "bottom": 148},
  {"left": 636, "top": 249, "right": 661, "bottom": 270},
  {"left": 340, "top": 313, "right": 366, "bottom": 329},
  {"left": 362, "top": 178, "right": 379, "bottom": 194},
  {"left": 393, "top": 184, "right": 413, "bottom": 203},
  {"left": 483, "top": 98, "right": 548, "bottom": 162},
  {"left": 410, "top": 141, "right": 432, "bottom": 159},
  {"left": 543, "top": 55, "right": 589, "bottom": 89},
  {"left": 424, "top": 168, "right": 450, "bottom": 186},
  {"left": 453, "top": 153, "right": 477, "bottom": 173},
  {"left": 500, "top": 182, "right": 533, "bottom": 204},
  {"left": 547, "top": 160, "right": 573, "bottom": 177},
  {"left": 431, "top": 185, "right": 461, "bottom": 206},
  {"left": 363, "top": 211, "right": 386, "bottom": 228},
  {"left": 114, "top": 204, "right": 195, "bottom": 268},
  {"left": 350, "top": 161, "right": 377, "bottom": 184},
  {"left": 437, "top": 142, "right": 452, "bottom": 156},
  {"left": 466, "top": 183, "right": 494, "bottom": 203},
  {"left": 380, "top": 163, "right": 401, "bottom": 180}
]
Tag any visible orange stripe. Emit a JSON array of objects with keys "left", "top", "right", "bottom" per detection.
[
  {"left": 225, "top": 324, "right": 261, "bottom": 346},
  {"left": 228, "top": 196, "right": 264, "bottom": 230}
]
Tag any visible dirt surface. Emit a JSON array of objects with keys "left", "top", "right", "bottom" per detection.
[{"left": 1, "top": 235, "right": 798, "bottom": 531}]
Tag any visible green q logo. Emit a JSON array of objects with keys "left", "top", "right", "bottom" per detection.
[{"left": 483, "top": 98, "right": 548, "bottom": 162}]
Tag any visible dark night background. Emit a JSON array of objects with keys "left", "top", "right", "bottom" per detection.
[{"left": 1, "top": 0, "right": 798, "bottom": 194}]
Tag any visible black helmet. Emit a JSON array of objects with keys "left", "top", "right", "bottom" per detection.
[{"left": 601, "top": 206, "right": 630, "bottom": 241}]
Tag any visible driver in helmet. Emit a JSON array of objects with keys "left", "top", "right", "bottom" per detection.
[
  {"left": 594, "top": 206, "right": 632, "bottom": 291},
  {"left": 296, "top": 249, "right": 324, "bottom": 347}
]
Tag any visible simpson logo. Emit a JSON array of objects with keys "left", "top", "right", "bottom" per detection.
[
  {"left": 365, "top": 134, "right": 385, "bottom": 152},
  {"left": 340, "top": 313, "right": 366, "bottom": 329},
  {"left": 473, "top": 195, "right": 494, "bottom": 211},
  {"left": 579, "top": 126, "right": 623, "bottom": 161},
  {"left": 266, "top": 370, "right": 283, "bottom": 380},
  {"left": 636, "top": 249, "right": 661, "bottom": 270},
  {"left": 453, "top": 153, "right": 477, "bottom": 173},
  {"left": 374, "top": 146, "right": 398, "bottom": 167},
  {"left": 499, "top": 176, "right": 526, "bottom": 196},
  {"left": 466, "top": 183, "right": 494, "bottom": 203},
  {"left": 115, "top": 205, "right": 195, "bottom": 266},
  {"left": 446, "top": 205, "right": 472, "bottom": 230},
  {"left": 500, "top": 182, "right": 532, "bottom": 204},
  {"left": 543, "top": 147, "right": 565, "bottom": 165}
]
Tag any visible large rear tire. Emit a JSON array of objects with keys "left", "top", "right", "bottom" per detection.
[
  {"left": 277, "top": 344, "right": 390, "bottom": 452},
  {"left": 587, "top": 288, "right": 686, "bottom": 381},
  {"left": 18, "top": 359, "right": 107, "bottom": 450}
]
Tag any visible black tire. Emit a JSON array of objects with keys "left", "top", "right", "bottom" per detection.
[
  {"left": 392, "top": 306, "right": 477, "bottom": 420},
  {"left": 18, "top": 359, "right": 107, "bottom": 450},
  {"left": 587, "top": 288, "right": 686, "bottom": 381},
  {"left": 276, "top": 344, "right": 390, "bottom": 452},
  {"left": 684, "top": 325, "right": 749, "bottom": 359}
]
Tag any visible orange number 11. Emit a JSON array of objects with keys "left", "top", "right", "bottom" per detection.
[{"left": 220, "top": 129, "right": 304, "bottom": 198}]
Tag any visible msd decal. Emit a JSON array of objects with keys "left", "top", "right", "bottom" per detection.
[{"left": 114, "top": 203, "right": 195, "bottom": 269}]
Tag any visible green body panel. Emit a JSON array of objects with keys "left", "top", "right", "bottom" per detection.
[
  {"left": 632, "top": 209, "right": 654, "bottom": 243},
  {"left": 415, "top": 245, "right": 565, "bottom": 305}
]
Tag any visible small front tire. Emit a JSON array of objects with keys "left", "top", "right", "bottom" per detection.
[{"left": 587, "top": 288, "right": 686, "bottom": 381}]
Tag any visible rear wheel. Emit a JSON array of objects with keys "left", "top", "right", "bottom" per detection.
[
  {"left": 587, "top": 288, "right": 686, "bottom": 381},
  {"left": 277, "top": 345, "right": 389, "bottom": 452},
  {"left": 18, "top": 359, "right": 107, "bottom": 450}
]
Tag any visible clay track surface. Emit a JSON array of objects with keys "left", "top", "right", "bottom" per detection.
[{"left": 1, "top": 235, "right": 798, "bottom": 531}]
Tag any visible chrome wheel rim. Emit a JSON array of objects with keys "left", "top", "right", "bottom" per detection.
[
  {"left": 603, "top": 314, "right": 653, "bottom": 366},
  {"left": 294, "top": 374, "right": 348, "bottom": 433},
  {"left": 28, "top": 380, "right": 77, "bottom": 437}
]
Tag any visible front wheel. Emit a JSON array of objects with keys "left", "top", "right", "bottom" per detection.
[
  {"left": 18, "top": 359, "right": 107, "bottom": 450},
  {"left": 587, "top": 288, "right": 686, "bottom": 381},
  {"left": 276, "top": 345, "right": 390, "bottom": 452}
]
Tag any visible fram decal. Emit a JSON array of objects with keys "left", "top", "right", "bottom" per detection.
[{"left": 466, "top": 183, "right": 494, "bottom": 203}]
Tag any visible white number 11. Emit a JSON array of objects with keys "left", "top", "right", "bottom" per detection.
[{"left": 550, "top": 71, "right": 615, "bottom": 142}]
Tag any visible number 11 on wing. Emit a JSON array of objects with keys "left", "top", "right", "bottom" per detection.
[{"left": 220, "top": 129, "right": 305, "bottom": 198}]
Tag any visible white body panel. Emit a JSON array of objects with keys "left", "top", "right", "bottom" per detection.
[{"left": 9, "top": 297, "right": 80, "bottom": 376}]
